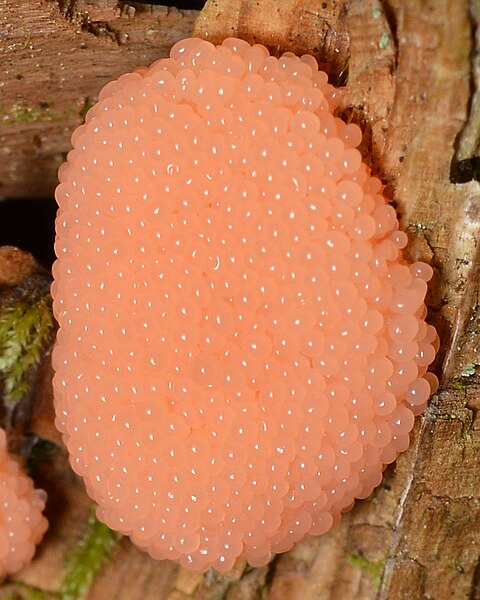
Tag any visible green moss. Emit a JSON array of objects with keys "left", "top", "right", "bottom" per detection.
[
  {"left": 79, "top": 100, "right": 94, "bottom": 120},
  {"left": 2, "top": 103, "right": 61, "bottom": 124},
  {"left": 26, "top": 587, "right": 48, "bottom": 600},
  {"left": 0, "top": 294, "right": 54, "bottom": 405},
  {"left": 451, "top": 363, "right": 477, "bottom": 390},
  {"left": 451, "top": 378, "right": 467, "bottom": 390},
  {"left": 347, "top": 554, "right": 384, "bottom": 585},
  {"left": 59, "top": 511, "right": 121, "bottom": 600},
  {"left": 23, "top": 586, "right": 51, "bottom": 600}
]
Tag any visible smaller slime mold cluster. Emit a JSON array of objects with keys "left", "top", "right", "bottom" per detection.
[
  {"left": 0, "top": 428, "right": 48, "bottom": 579},
  {"left": 52, "top": 37, "right": 438, "bottom": 571}
]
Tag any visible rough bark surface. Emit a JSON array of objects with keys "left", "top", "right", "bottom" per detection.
[{"left": 0, "top": 1, "right": 479, "bottom": 599}]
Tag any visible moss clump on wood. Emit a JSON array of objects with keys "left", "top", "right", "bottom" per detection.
[
  {"left": 347, "top": 554, "right": 385, "bottom": 585},
  {"left": 2, "top": 103, "right": 62, "bottom": 124},
  {"left": 451, "top": 363, "right": 478, "bottom": 390},
  {"left": 0, "top": 294, "right": 54, "bottom": 405},
  {"left": 78, "top": 100, "right": 95, "bottom": 120},
  {"left": 59, "top": 511, "right": 121, "bottom": 600}
]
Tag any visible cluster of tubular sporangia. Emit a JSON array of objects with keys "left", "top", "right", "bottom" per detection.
[{"left": 51, "top": 37, "right": 439, "bottom": 572}]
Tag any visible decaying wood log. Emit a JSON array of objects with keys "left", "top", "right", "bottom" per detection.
[{"left": 0, "top": 1, "right": 479, "bottom": 599}]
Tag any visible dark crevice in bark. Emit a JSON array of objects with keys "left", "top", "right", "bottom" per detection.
[
  {"left": 469, "top": 554, "right": 480, "bottom": 600},
  {"left": 441, "top": 237, "right": 480, "bottom": 384},
  {"left": 55, "top": 1, "right": 200, "bottom": 42},
  {"left": 451, "top": 157, "right": 480, "bottom": 183},
  {"left": 0, "top": 198, "right": 57, "bottom": 268},
  {"left": 380, "top": 0, "right": 398, "bottom": 68},
  {"left": 450, "top": 0, "right": 480, "bottom": 183},
  {"left": 262, "top": 553, "right": 280, "bottom": 595},
  {"left": 84, "top": 19, "right": 123, "bottom": 44},
  {"left": 55, "top": 0, "right": 120, "bottom": 43}
]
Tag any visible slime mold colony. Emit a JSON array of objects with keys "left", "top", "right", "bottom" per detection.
[
  {"left": 0, "top": 428, "right": 48, "bottom": 579},
  {"left": 52, "top": 37, "right": 438, "bottom": 571}
]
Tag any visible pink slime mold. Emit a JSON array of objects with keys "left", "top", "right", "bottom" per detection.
[
  {"left": 0, "top": 429, "right": 48, "bottom": 579},
  {"left": 51, "top": 37, "right": 439, "bottom": 572}
]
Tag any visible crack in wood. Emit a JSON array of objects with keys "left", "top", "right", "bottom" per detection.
[
  {"left": 469, "top": 554, "right": 480, "bottom": 600},
  {"left": 375, "top": 414, "right": 427, "bottom": 600},
  {"left": 86, "top": 20, "right": 123, "bottom": 44},
  {"left": 451, "top": 0, "right": 480, "bottom": 183},
  {"left": 441, "top": 236, "right": 480, "bottom": 384},
  {"left": 56, "top": 1, "right": 123, "bottom": 44},
  {"left": 379, "top": 0, "right": 399, "bottom": 68},
  {"left": 262, "top": 552, "right": 280, "bottom": 593}
]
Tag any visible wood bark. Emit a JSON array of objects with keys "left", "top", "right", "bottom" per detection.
[{"left": 0, "top": 1, "right": 479, "bottom": 599}]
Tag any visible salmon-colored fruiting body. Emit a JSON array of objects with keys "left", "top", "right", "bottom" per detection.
[
  {"left": 0, "top": 429, "right": 48, "bottom": 579},
  {"left": 52, "top": 37, "right": 438, "bottom": 571}
]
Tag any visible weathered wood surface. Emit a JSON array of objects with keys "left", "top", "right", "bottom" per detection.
[
  {"left": 0, "top": 1, "right": 479, "bottom": 599},
  {"left": 0, "top": 0, "right": 198, "bottom": 199}
]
